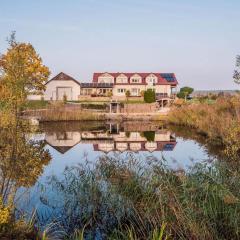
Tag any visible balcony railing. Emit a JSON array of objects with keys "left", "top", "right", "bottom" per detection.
[{"left": 156, "top": 93, "right": 176, "bottom": 100}]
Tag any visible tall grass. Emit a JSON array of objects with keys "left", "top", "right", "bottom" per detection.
[
  {"left": 25, "top": 107, "right": 106, "bottom": 121},
  {"left": 37, "top": 154, "right": 240, "bottom": 239},
  {"left": 168, "top": 96, "right": 240, "bottom": 159}
]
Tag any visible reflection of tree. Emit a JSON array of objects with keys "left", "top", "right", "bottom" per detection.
[{"left": 0, "top": 120, "right": 51, "bottom": 202}]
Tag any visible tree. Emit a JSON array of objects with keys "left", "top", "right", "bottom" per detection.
[
  {"left": 144, "top": 89, "right": 155, "bottom": 103},
  {"left": 177, "top": 86, "right": 194, "bottom": 101},
  {"left": 125, "top": 90, "right": 131, "bottom": 114},
  {"left": 125, "top": 90, "right": 130, "bottom": 100},
  {"left": 233, "top": 55, "right": 240, "bottom": 84},
  {"left": 107, "top": 90, "right": 113, "bottom": 100},
  {"left": 0, "top": 32, "right": 50, "bottom": 115}
]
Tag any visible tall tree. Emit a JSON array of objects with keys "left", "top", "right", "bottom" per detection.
[
  {"left": 177, "top": 86, "right": 194, "bottom": 101},
  {"left": 233, "top": 55, "right": 240, "bottom": 84},
  {"left": 0, "top": 32, "right": 50, "bottom": 115}
]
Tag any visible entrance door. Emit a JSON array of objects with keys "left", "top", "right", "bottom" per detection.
[{"left": 57, "top": 87, "right": 72, "bottom": 100}]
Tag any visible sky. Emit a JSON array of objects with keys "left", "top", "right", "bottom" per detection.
[{"left": 0, "top": 0, "right": 239, "bottom": 90}]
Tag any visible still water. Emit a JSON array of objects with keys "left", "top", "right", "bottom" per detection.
[{"left": 15, "top": 121, "right": 219, "bottom": 236}]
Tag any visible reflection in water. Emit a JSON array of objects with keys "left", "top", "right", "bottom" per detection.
[
  {"left": 0, "top": 120, "right": 224, "bottom": 238},
  {"left": 42, "top": 121, "right": 177, "bottom": 154},
  {"left": 0, "top": 119, "right": 51, "bottom": 238},
  {"left": 0, "top": 121, "right": 51, "bottom": 202}
]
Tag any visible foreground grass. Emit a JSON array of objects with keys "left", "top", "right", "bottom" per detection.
[{"left": 35, "top": 154, "right": 240, "bottom": 240}]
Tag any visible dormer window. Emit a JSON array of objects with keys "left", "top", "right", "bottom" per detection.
[
  {"left": 116, "top": 74, "right": 128, "bottom": 83},
  {"left": 130, "top": 74, "right": 142, "bottom": 84},
  {"left": 132, "top": 78, "right": 140, "bottom": 83},
  {"left": 146, "top": 74, "right": 157, "bottom": 85},
  {"left": 98, "top": 73, "right": 114, "bottom": 83}
]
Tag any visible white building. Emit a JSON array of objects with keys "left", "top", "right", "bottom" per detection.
[
  {"left": 44, "top": 72, "right": 81, "bottom": 101},
  {"left": 90, "top": 72, "right": 178, "bottom": 98},
  {"left": 30, "top": 71, "right": 178, "bottom": 101}
]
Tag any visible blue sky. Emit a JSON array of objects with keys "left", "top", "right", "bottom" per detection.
[{"left": 0, "top": 0, "right": 239, "bottom": 89}]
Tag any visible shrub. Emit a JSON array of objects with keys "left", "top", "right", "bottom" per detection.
[
  {"left": 63, "top": 94, "right": 67, "bottom": 103},
  {"left": 144, "top": 89, "right": 156, "bottom": 103},
  {"left": 143, "top": 131, "right": 155, "bottom": 141},
  {"left": 81, "top": 103, "right": 107, "bottom": 110}
]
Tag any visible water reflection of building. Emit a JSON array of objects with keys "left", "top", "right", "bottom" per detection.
[
  {"left": 44, "top": 123, "right": 176, "bottom": 154},
  {"left": 45, "top": 132, "right": 81, "bottom": 154}
]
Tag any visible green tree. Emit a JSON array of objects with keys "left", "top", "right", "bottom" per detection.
[
  {"left": 125, "top": 90, "right": 130, "bottom": 100},
  {"left": 144, "top": 89, "right": 155, "bottom": 103},
  {"left": 125, "top": 90, "right": 131, "bottom": 113},
  {"left": 177, "top": 86, "right": 194, "bottom": 101},
  {"left": 233, "top": 55, "right": 240, "bottom": 84}
]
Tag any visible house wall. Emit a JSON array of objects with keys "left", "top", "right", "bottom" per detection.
[
  {"left": 27, "top": 94, "right": 43, "bottom": 100},
  {"left": 112, "top": 84, "right": 172, "bottom": 97},
  {"left": 44, "top": 80, "right": 81, "bottom": 100}
]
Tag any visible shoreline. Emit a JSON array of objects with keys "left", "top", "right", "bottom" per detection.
[{"left": 23, "top": 108, "right": 169, "bottom": 123}]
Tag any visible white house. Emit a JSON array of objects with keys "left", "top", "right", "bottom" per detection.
[
  {"left": 91, "top": 72, "right": 178, "bottom": 98},
  {"left": 44, "top": 72, "right": 81, "bottom": 101},
  {"left": 28, "top": 71, "right": 178, "bottom": 101}
]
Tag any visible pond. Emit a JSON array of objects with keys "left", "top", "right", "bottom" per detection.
[{"left": 2, "top": 120, "right": 225, "bottom": 238}]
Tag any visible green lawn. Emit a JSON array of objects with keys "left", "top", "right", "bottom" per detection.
[{"left": 24, "top": 100, "right": 49, "bottom": 109}]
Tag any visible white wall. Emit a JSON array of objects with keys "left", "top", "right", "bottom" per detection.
[
  {"left": 27, "top": 94, "right": 43, "bottom": 100},
  {"left": 112, "top": 84, "right": 172, "bottom": 97},
  {"left": 44, "top": 80, "right": 81, "bottom": 100}
]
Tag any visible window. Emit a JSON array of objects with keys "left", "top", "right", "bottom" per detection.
[
  {"left": 131, "top": 78, "right": 141, "bottom": 83},
  {"left": 131, "top": 88, "right": 140, "bottom": 96},
  {"left": 118, "top": 88, "right": 126, "bottom": 93},
  {"left": 116, "top": 77, "right": 128, "bottom": 83}
]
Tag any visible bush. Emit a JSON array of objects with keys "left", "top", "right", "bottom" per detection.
[
  {"left": 81, "top": 103, "right": 107, "bottom": 110},
  {"left": 144, "top": 89, "right": 156, "bottom": 103}
]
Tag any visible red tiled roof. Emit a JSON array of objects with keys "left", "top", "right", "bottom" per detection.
[
  {"left": 46, "top": 72, "right": 80, "bottom": 85},
  {"left": 92, "top": 72, "right": 178, "bottom": 85}
]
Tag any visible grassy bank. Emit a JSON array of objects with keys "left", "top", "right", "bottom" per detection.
[{"left": 168, "top": 96, "right": 240, "bottom": 158}]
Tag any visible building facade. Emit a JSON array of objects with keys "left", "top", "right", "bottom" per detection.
[
  {"left": 44, "top": 72, "right": 81, "bottom": 101},
  {"left": 41, "top": 71, "right": 178, "bottom": 101},
  {"left": 91, "top": 72, "right": 178, "bottom": 98}
]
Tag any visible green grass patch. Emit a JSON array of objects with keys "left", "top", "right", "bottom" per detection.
[{"left": 24, "top": 100, "right": 49, "bottom": 110}]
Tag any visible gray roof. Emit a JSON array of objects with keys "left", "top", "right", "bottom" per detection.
[{"left": 81, "top": 83, "right": 113, "bottom": 88}]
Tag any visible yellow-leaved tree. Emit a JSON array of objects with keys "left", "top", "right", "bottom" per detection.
[
  {"left": 0, "top": 32, "right": 50, "bottom": 117},
  {"left": 0, "top": 33, "right": 51, "bottom": 238}
]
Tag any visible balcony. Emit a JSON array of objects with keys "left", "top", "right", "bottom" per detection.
[{"left": 156, "top": 93, "right": 176, "bottom": 101}]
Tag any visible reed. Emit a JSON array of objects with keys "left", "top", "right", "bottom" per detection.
[
  {"left": 168, "top": 96, "right": 240, "bottom": 159},
  {"left": 36, "top": 154, "right": 240, "bottom": 239},
  {"left": 26, "top": 107, "right": 106, "bottom": 122}
]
